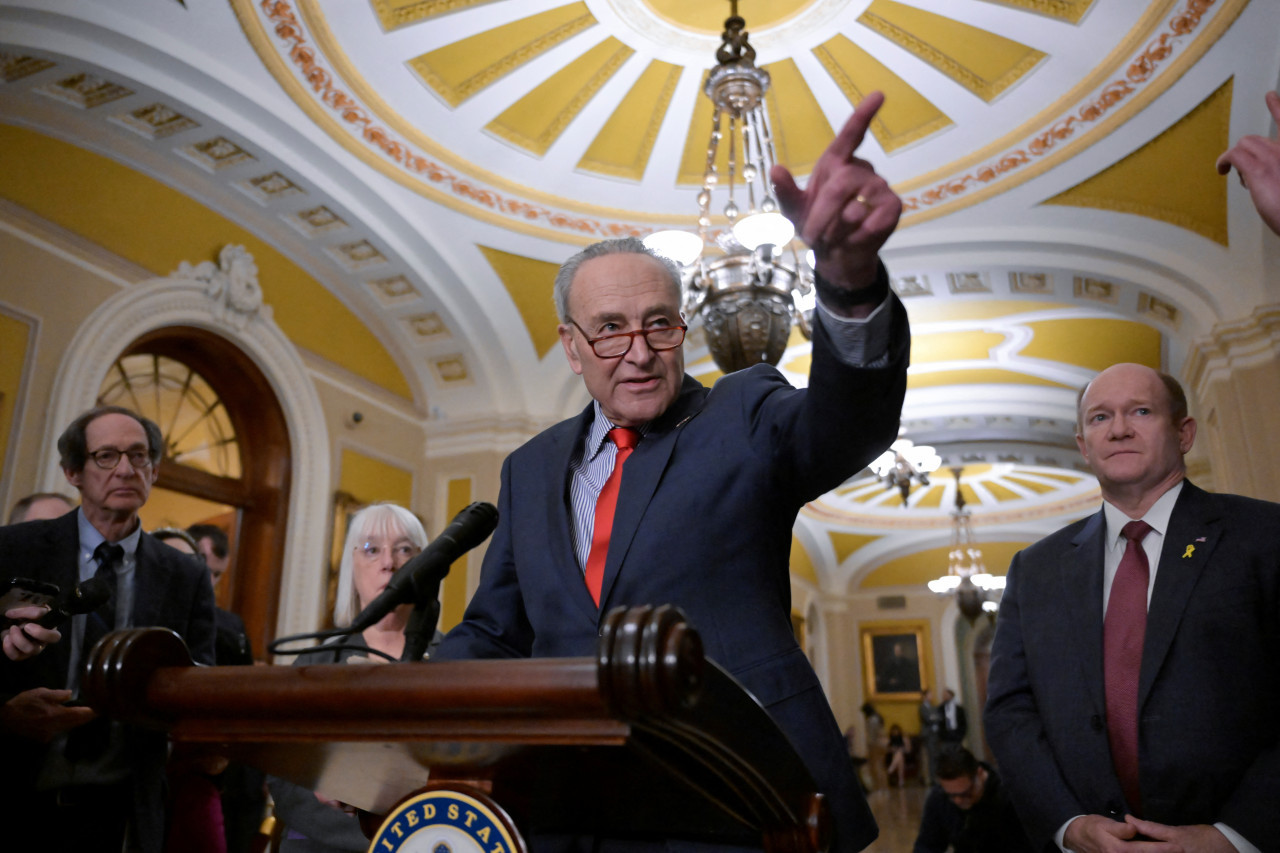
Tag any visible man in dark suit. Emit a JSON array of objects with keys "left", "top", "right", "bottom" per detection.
[
  {"left": 985, "top": 364, "right": 1280, "bottom": 852},
  {"left": 939, "top": 688, "right": 967, "bottom": 747},
  {"left": 0, "top": 405, "right": 216, "bottom": 853},
  {"left": 434, "top": 94, "right": 909, "bottom": 852}
]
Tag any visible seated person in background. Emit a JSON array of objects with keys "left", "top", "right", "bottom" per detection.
[
  {"left": 913, "top": 744, "right": 1032, "bottom": 853},
  {"left": 268, "top": 502, "right": 438, "bottom": 853},
  {"left": 6, "top": 491, "right": 76, "bottom": 525},
  {"left": 886, "top": 723, "right": 912, "bottom": 788}
]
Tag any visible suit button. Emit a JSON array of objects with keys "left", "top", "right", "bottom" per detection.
[{"left": 1090, "top": 715, "right": 1103, "bottom": 732}]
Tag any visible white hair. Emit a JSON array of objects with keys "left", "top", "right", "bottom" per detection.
[{"left": 332, "top": 502, "right": 430, "bottom": 628}]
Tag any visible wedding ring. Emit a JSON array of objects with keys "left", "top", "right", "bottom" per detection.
[{"left": 855, "top": 194, "right": 869, "bottom": 205}]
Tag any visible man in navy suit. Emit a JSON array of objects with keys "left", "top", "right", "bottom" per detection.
[
  {"left": 435, "top": 94, "right": 910, "bottom": 852},
  {"left": 0, "top": 405, "right": 216, "bottom": 853},
  {"left": 985, "top": 364, "right": 1280, "bottom": 852}
]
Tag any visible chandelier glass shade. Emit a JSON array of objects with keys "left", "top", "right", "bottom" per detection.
[
  {"left": 643, "top": 3, "right": 814, "bottom": 374},
  {"left": 869, "top": 436, "right": 942, "bottom": 505}
]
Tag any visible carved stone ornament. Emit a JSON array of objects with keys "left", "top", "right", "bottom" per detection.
[{"left": 175, "top": 244, "right": 265, "bottom": 331}]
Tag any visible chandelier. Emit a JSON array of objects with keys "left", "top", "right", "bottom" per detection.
[
  {"left": 869, "top": 434, "right": 941, "bottom": 505},
  {"left": 928, "top": 467, "right": 1003, "bottom": 621},
  {"left": 643, "top": 0, "right": 815, "bottom": 374}
]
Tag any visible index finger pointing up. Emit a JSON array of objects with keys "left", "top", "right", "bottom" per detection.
[{"left": 828, "top": 91, "right": 886, "bottom": 162}]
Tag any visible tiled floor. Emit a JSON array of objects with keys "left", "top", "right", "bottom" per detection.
[{"left": 862, "top": 783, "right": 929, "bottom": 852}]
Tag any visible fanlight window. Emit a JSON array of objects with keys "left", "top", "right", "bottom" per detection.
[{"left": 97, "top": 353, "right": 242, "bottom": 478}]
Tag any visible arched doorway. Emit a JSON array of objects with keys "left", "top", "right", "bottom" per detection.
[{"left": 98, "top": 327, "right": 291, "bottom": 656}]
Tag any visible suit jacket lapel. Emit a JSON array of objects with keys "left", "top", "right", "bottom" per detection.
[
  {"left": 1067, "top": 511, "right": 1108, "bottom": 716},
  {"left": 597, "top": 375, "right": 706, "bottom": 612},
  {"left": 1140, "top": 482, "right": 1218, "bottom": 708}
]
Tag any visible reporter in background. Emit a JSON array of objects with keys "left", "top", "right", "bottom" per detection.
[
  {"left": 267, "top": 502, "right": 438, "bottom": 853},
  {"left": 7, "top": 492, "right": 76, "bottom": 525},
  {"left": 0, "top": 405, "right": 215, "bottom": 853}
]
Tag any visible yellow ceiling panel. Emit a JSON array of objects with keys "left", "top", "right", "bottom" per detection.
[
  {"left": 477, "top": 245, "right": 561, "bottom": 359},
  {"left": 790, "top": 533, "right": 818, "bottom": 584},
  {"left": 860, "top": 541, "right": 1030, "bottom": 588},
  {"left": 1043, "top": 78, "right": 1232, "bottom": 245},
  {"left": 0, "top": 124, "right": 412, "bottom": 400},
  {"left": 578, "top": 60, "right": 681, "bottom": 180},
  {"left": 907, "top": 369, "right": 1074, "bottom": 390},
  {"left": 812, "top": 35, "right": 953, "bottom": 153},
  {"left": 641, "top": 0, "right": 812, "bottom": 34},
  {"left": 763, "top": 58, "right": 833, "bottom": 178},
  {"left": 1020, "top": 318, "right": 1161, "bottom": 371},
  {"left": 486, "top": 37, "right": 634, "bottom": 156},
  {"left": 910, "top": 329, "right": 1006, "bottom": 363},
  {"left": 830, "top": 531, "right": 883, "bottom": 564},
  {"left": 1002, "top": 475, "right": 1059, "bottom": 494},
  {"left": 980, "top": 0, "right": 1095, "bottom": 24},
  {"left": 372, "top": 0, "right": 502, "bottom": 32},
  {"left": 982, "top": 481, "right": 1022, "bottom": 502},
  {"left": 859, "top": 0, "right": 1045, "bottom": 102},
  {"left": 912, "top": 483, "right": 946, "bottom": 508},
  {"left": 408, "top": 3, "right": 595, "bottom": 108}
]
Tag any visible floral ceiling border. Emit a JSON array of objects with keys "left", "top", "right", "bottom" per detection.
[
  {"left": 238, "top": 0, "right": 649, "bottom": 244},
  {"left": 898, "top": 0, "right": 1243, "bottom": 225},
  {"left": 236, "top": 0, "right": 1243, "bottom": 239}
]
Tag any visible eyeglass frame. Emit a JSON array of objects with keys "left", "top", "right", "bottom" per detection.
[
  {"left": 566, "top": 318, "right": 687, "bottom": 359},
  {"left": 87, "top": 447, "right": 155, "bottom": 470},
  {"left": 353, "top": 541, "right": 422, "bottom": 563}
]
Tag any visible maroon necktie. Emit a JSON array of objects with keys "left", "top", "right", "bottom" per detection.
[
  {"left": 1104, "top": 519, "right": 1153, "bottom": 814},
  {"left": 584, "top": 428, "right": 639, "bottom": 606}
]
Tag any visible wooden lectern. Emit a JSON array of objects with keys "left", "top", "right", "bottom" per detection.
[{"left": 83, "top": 605, "right": 830, "bottom": 853}]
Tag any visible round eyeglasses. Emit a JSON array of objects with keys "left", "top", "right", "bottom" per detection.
[
  {"left": 88, "top": 448, "right": 154, "bottom": 470},
  {"left": 568, "top": 319, "right": 687, "bottom": 359}
]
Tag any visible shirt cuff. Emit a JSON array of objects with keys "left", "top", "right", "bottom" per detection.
[
  {"left": 1215, "top": 823, "right": 1259, "bottom": 853},
  {"left": 814, "top": 296, "right": 892, "bottom": 368},
  {"left": 1054, "top": 816, "right": 1080, "bottom": 852}
]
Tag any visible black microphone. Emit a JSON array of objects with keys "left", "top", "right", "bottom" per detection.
[{"left": 348, "top": 501, "right": 498, "bottom": 633}]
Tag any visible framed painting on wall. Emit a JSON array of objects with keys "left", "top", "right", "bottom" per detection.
[{"left": 860, "top": 619, "right": 933, "bottom": 701}]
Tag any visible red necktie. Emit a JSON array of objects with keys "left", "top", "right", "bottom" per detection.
[
  {"left": 584, "top": 428, "right": 639, "bottom": 606},
  {"left": 1104, "top": 519, "right": 1153, "bottom": 814}
]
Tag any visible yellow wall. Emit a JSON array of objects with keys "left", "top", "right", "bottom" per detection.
[{"left": 0, "top": 123, "right": 413, "bottom": 401}]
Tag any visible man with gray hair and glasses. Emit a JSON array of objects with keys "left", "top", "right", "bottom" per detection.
[
  {"left": 435, "top": 93, "right": 911, "bottom": 852},
  {"left": 0, "top": 404, "right": 214, "bottom": 853}
]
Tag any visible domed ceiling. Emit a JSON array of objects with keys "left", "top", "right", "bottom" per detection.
[{"left": 1, "top": 0, "right": 1276, "bottom": 593}]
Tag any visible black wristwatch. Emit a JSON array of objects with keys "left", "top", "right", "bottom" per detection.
[{"left": 813, "top": 263, "right": 890, "bottom": 310}]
